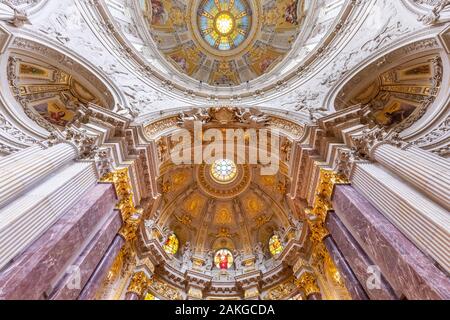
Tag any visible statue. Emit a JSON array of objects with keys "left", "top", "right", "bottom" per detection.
[
  {"left": 233, "top": 249, "right": 243, "bottom": 271},
  {"left": 144, "top": 210, "right": 161, "bottom": 231},
  {"left": 182, "top": 242, "right": 193, "bottom": 268},
  {"left": 254, "top": 242, "right": 265, "bottom": 267},
  {"left": 296, "top": 104, "right": 329, "bottom": 122},
  {"left": 288, "top": 213, "right": 303, "bottom": 238},
  {"left": 236, "top": 108, "right": 270, "bottom": 127},
  {"left": 204, "top": 250, "right": 214, "bottom": 271},
  {"left": 177, "top": 108, "right": 211, "bottom": 129}
]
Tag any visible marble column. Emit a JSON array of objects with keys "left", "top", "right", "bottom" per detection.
[
  {"left": 332, "top": 185, "right": 450, "bottom": 300},
  {"left": 0, "top": 184, "right": 117, "bottom": 300},
  {"left": 78, "top": 235, "right": 125, "bottom": 300},
  {"left": 50, "top": 210, "right": 123, "bottom": 300},
  {"left": 372, "top": 144, "right": 449, "bottom": 210},
  {"left": 0, "top": 161, "right": 98, "bottom": 270},
  {"left": 326, "top": 213, "right": 398, "bottom": 300},
  {"left": 0, "top": 142, "right": 78, "bottom": 208},
  {"left": 350, "top": 162, "right": 450, "bottom": 273},
  {"left": 323, "top": 236, "right": 369, "bottom": 300}
]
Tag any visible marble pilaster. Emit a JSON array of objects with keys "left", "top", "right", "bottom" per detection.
[
  {"left": 78, "top": 235, "right": 125, "bottom": 300},
  {"left": 323, "top": 236, "right": 369, "bottom": 300},
  {"left": 326, "top": 213, "right": 398, "bottom": 300},
  {"left": 0, "top": 184, "right": 117, "bottom": 300},
  {"left": 50, "top": 210, "right": 123, "bottom": 300},
  {"left": 351, "top": 162, "right": 450, "bottom": 273},
  {"left": 0, "top": 161, "right": 98, "bottom": 270},
  {"left": 332, "top": 185, "right": 450, "bottom": 300}
]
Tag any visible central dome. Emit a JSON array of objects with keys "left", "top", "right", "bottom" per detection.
[
  {"left": 139, "top": 0, "right": 306, "bottom": 86},
  {"left": 198, "top": 0, "right": 252, "bottom": 51}
]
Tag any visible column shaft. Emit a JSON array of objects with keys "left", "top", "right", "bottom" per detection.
[
  {"left": 372, "top": 144, "right": 449, "bottom": 209},
  {"left": 351, "top": 162, "right": 450, "bottom": 273},
  {"left": 0, "top": 143, "right": 78, "bottom": 208}
]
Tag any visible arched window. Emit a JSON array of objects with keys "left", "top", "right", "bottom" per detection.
[
  {"left": 269, "top": 235, "right": 283, "bottom": 256},
  {"left": 163, "top": 234, "right": 179, "bottom": 255},
  {"left": 214, "top": 249, "right": 234, "bottom": 270}
]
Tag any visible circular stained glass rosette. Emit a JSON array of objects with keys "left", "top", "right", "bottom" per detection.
[
  {"left": 210, "top": 159, "right": 238, "bottom": 183},
  {"left": 198, "top": 0, "right": 252, "bottom": 51}
]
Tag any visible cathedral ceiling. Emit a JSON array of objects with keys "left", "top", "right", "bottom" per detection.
[
  {"left": 139, "top": 0, "right": 305, "bottom": 85},
  {"left": 156, "top": 162, "right": 291, "bottom": 255}
]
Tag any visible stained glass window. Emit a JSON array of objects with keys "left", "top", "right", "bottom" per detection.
[
  {"left": 269, "top": 235, "right": 284, "bottom": 256},
  {"left": 197, "top": 0, "right": 252, "bottom": 51},
  {"left": 210, "top": 159, "right": 237, "bottom": 183},
  {"left": 163, "top": 234, "right": 179, "bottom": 255},
  {"left": 214, "top": 249, "right": 234, "bottom": 270}
]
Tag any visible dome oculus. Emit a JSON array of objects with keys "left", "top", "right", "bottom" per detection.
[
  {"left": 198, "top": 0, "right": 252, "bottom": 51},
  {"left": 210, "top": 159, "right": 237, "bottom": 183}
]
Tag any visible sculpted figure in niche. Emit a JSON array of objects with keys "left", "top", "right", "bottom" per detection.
[
  {"left": 204, "top": 250, "right": 214, "bottom": 271},
  {"left": 145, "top": 210, "right": 162, "bottom": 231},
  {"left": 288, "top": 212, "right": 303, "bottom": 238},
  {"left": 254, "top": 242, "right": 265, "bottom": 267},
  {"left": 182, "top": 242, "right": 193, "bottom": 268},
  {"left": 233, "top": 249, "right": 244, "bottom": 271}
]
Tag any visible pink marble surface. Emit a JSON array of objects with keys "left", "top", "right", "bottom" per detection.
[
  {"left": 326, "top": 213, "right": 398, "bottom": 300},
  {"left": 78, "top": 235, "right": 125, "bottom": 300},
  {"left": 332, "top": 185, "right": 450, "bottom": 300},
  {"left": 49, "top": 211, "right": 122, "bottom": 300},
  {"left": 324, "top": 236, "right": 369, "bottom": 300},
  {"left": 0, "top": 183, "right": 117, "bottom": 300}
]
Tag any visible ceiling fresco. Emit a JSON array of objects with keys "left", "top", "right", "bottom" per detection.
[{"left": 140, "top": 0, "right": 305, "bottom": 85}]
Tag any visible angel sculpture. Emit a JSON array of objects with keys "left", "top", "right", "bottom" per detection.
[{"left": 236, "top": 108, "right": 270, "bottom": 127}]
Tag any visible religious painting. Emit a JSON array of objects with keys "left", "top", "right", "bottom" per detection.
[
  {"left": 29, "top": 98, "right": 76, "bottom": 128},
  {"left": 263, "top": 0, "right": 302, "bottom": 30},
  {"left": 18, "top": 62, "right": 53, "bottom": 80},
  {"left": 371, "top": 99, "right": 417, "bottom": 127},
  {"left": 245, "top": 43, "right": 283, "bottom": 76},
  {"left": 163, "top": 234, "right": 179, "bottom": 255},
  {"left": 148, "top": 0, "right": 186, "bottom": 31},
  {"left": 398, "top": 62, "right": 432, "bottom": 81},
  {"left": 167, "top": 43, "right": 204, "bottom": 76},
  {"left": 210, "top": 60, "right": 240, "bottom": 85},
  {"left": 214, "top": 249, "right": 234, "bottom": 270},
  {"left": 269, "top": 235, "right": 283, "bottom": 256}
]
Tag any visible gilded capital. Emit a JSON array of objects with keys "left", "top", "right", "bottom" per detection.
[
  {"left": 127, "top": 272, "right": 151, "bottom": 297},
  {"left": 296, "top": 272, "right": 320, "bottom": 297}
]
